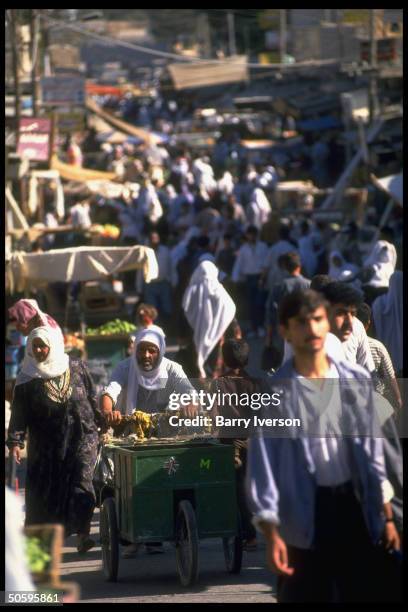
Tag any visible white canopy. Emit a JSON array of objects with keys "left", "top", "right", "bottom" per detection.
[
  {"left": 168, "top": 56, "right": 248, "bottom": 90},
  {"left": 8, "top": 245, "right": 158, "bottom": 293},
  {"left": 371, "top": 173, "right": 402, "bottom": 207}
]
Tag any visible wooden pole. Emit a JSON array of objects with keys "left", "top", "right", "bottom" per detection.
[
  {"left": 369, "top": 9, "right": 378, "bottom": 124},
  {"left": 9, "top": 10, "right": 21, "bottom": 134},
  {"left": 279, "top": 10, "right": 287, "bottom": 65},
  {"left": 321, "top": 119, "right": 384, "bottom": 210},
  {"left": 227, "top": 12, "right": 237, "bottom": 56},
  {"left": 48, "top": 109, "right": 57, "bottom": 168},
  {"left": 30, "top": 8, "right": 41, "bottom": 117}
]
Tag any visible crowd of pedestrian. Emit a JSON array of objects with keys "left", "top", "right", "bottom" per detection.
[{"left": 5, "top": 91, "right": 403, "bottom": 603}]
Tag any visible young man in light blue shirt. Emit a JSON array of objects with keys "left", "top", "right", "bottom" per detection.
[{"left": 247, "top": 289, "right": 400, "bottom": 603}]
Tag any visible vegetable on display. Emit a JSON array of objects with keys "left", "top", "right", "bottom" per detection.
[
  {"left": 86, "top": 319, "right": 137, "bottom": 336},
  {"left": 25, "top": 536, "right": 51, "bottom": 573}
]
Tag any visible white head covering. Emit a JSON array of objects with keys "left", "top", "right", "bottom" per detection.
[
  {"left": 372, "top": 271, "right": 403, "bottom": 373},
  {"left": 329, "top": 250, "right": 360, "bottom": 283},
  {"left": 363, "top": 240, "right": 397, "bottom": 288},
  {"left": 182, "top": 260, "right": 236, "bottom": 377},
  {"left": 20, "top": 326, "right": 69, "bottom": 382},
  {"left": 126, "top": 325, "right": 168, "bottom": 416},
  {"left": 247, "top": 187, "right": 271, "bottom": 229},
  {"left": 328, "top": 250, "right": 346, "bottom": 280}
]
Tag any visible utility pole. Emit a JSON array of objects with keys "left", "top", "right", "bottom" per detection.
[
  {"left": 279, "top": 9, "right": 287, "bottom": 64},
  {"left": 227, "top": 11, "right": 237, "bottom": 56},
  {"left": 30, "top": 8, "right": 41, "bottom": 116},
  {"left": 369, "top": 9, "right": 378, "bottom": 124},
  {"left": 244, "top": 25, "right": 250, "bottom": 58},
  {"left": 9, "top": 10, "right": 21, "bottom": 133},
  {"left": 198, "top": 12, "right": 212, "bottom": 58}
]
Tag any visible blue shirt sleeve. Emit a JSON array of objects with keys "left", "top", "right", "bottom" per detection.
[{"left": 246, "top": 435, "right": 281, "bottom": 529}]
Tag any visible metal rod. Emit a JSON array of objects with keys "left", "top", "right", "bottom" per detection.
[
  {"left": 279, "top": 10, "right": 286, "bottom": 65},
  {"left": 369, "top": 9, "right": 378, "bottom": 124},
  {"left": 227, "top": 12, "right": 237, "bottom": 56},
  {"left": 9, "top": 10, "right": 21, "bottom": 132},
  {"left": 30, "top": 9, "right": 41, "bottom": 116}
]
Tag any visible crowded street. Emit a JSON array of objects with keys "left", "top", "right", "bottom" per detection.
[{"left": 5, "top": 9, "right": 403, "bottom": 605}]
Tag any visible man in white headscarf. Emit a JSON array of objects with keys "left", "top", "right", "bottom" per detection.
[
  {"left": 182, "top": 261, "right": 236, "bottom": 378},
  {"left": 101, "top": 325, "right": 197, "bottom": 421}
]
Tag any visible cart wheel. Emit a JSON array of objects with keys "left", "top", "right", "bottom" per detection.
[
  {"left": 223, "top": 514, "right": 243, "bottom": 574},
  {"left": 100, "top": 497, "right": 119, "bottom": 582},
  {"left": 175, "top": 500, "right": 199, "bottom": 587}
]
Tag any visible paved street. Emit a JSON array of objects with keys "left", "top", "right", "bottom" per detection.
[
  {"left": 60, "top": 509, "right": 277, "bottom": 603},
  {"left": 12, "top": 336, "right": 273, "bottom": 603}
]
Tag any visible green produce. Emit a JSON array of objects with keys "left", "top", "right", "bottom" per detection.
[
  {"left": 25, "top": 536, "right": 51, "bottom": 573},
  {"left": 86, "top": 319, "right": 137, "bottom": 336}
]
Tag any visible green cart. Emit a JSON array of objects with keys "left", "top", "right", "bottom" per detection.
[{"left": 97, "top": 439, "right": 243, "bottom": 586}]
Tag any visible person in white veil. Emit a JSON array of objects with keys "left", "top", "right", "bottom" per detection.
[
  {"left": 372, "top": 271, "right": 403, "bottom": 375},
  {"left": 247, "top": 186, "right": 271, "bottom": 231},
  {"left": 7, "top": 326, "right": 103, "bottom": 553},
  {"left": 182, "top": 260, "right": 237, "bottom": 378},
  {"left": 328, "top": 251, "right": 359, "bottom": 281},
  {"left": 362, "top": 230, "right": 397, "bottom": 304}
]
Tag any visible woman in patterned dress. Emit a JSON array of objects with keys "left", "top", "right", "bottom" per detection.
[{"left": 7, "top": 326, "right": 104, "bottom": 553}]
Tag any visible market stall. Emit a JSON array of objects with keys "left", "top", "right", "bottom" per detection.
[
  {"left": 7, "top": 245, "right": 158, "bottom": 293},
  {"left": 7, "top": 245, "right": 158, "bottom": 381}
]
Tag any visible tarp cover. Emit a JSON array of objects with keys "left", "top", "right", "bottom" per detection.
[
  {"left": 8, "top": 246, "right": 158, "bottom": 292},
  {"left": 168, "top": 56, "right": 248, "bottom": 90},
  {"left": 51, "top": 155, "right": 118, "bottom": 182},
  {"left": 371, "top": 173, "right": 402, "bottom": 207},
  {"left": 86, "top": 98, "right": 165, "bottom": 146},
  {"left": 276, "top": 180, "right": 317, "bottom": 193}
]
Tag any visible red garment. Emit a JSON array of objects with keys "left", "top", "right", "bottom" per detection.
[{"left": 8, "top": 299, "right": 59, "bottom": 331}]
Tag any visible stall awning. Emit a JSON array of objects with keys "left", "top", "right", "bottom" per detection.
[
  {"left": 86, "top": 97, "right": 165, "bottom": 146},
  {"left": 50, "top": 156, "right": 118, "bottom": 182},
  {"left": 240, "top": 139, "right": 276, "bottom": 150},
  {"left": 8, "top": 246, "right": 158, "bottom": 293},
  {"left": 168, "top": 56, "right": 248, "bottom": 90},
  {"left": 371, "top": 173, "right": 402, "bottom": 206},
  {"left": 276, "top": 180, "right": 318, "bottom": 193}
]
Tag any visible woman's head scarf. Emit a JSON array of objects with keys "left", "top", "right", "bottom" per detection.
[
  {"left": 328, "top": 251, "right": 346, "bottom": 280},
  {"left": 8, "top": 299, "right": 61, "bottom": 334},
  {"left": 364, "top": 240, "right": 397, "bottom": 288},
  {"left": 20, "top": 326, "right": 69, "bottom": 382}
]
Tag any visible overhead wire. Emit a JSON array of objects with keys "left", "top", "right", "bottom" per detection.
[{"left": 39, "top": 14, "right": 340, "bottom": 70}]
